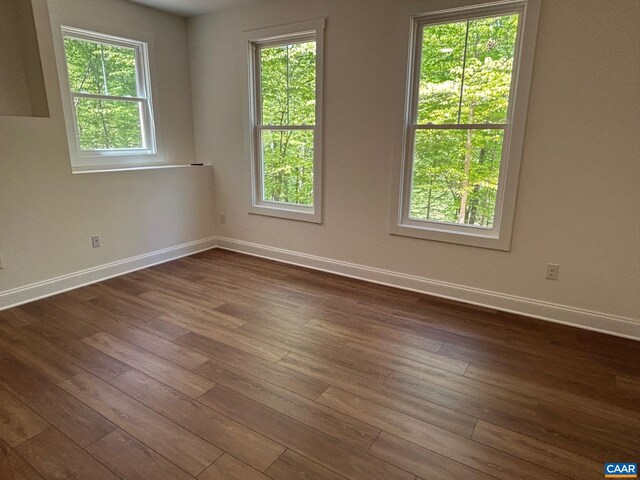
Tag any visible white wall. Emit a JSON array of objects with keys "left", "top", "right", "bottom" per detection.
[
  {"left": 0, "top": 0, "right": 214, "bottom": 300},
  {"left": 1, "top": 0, "right": 637, "bottom": 337},
  {"left": 189, "top": 0, "right": 640, "bottom": 330}
]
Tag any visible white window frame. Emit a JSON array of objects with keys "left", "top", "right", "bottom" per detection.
[
  {"left": 58, "top": 27, "right": 158, "bottom": 172},
  {"left": 245, "top": 19, "right": 325, "bottom": 224},
  {"left": 390, "top": 0, "right": 540, "bottom": 250}
]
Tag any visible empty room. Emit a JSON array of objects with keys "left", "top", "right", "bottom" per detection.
[{"left": 0, "top": 0, "right": 638, "bottom": 478}]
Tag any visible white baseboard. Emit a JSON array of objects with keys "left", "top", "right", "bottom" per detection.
[
  {"left": 2, "top": 234, "right": 637, "bottom": 341},
  {"left": 214, "top": 236, "right": 640, "bottom": 341},
  {"left": 0, "top": 237, "right": 217, "bottom": 311}
]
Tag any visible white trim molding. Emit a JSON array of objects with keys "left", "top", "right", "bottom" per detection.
[
  {"left": 2, "top": 235, "right": 637, "bottom": 341},
  {"left": 54, "top": 25, "right": 162, "bottom": 172},
  {"left": 244, "top": 18, "right": 326, "bottom": 224},
  {"left": 0, "top": 237, "right": 217, "bottom": 311},
  {"left": 214, "top": 237, "right": 640, "bottom": 341},
  {"left": 389, "top": 0, "right": 541, "bottom": 250}
]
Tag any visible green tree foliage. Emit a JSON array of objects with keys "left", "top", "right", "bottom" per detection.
[
  {"left": 259, "top": 41, "right": 316, "bottom": 206},
  {"left": 64, "top": 37, "right": 143, "bottom": 150},
  {"left": 410, "top": 14, "right": 518, "bottom": 227}
]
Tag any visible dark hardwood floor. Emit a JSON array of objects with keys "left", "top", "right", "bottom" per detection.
[{"left": 0, "top": 249, "right": 638, "bottom": 479}]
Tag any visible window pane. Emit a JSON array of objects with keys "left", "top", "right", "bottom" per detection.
[
  {"left": 409, "top": 128, "right": 505, "bottom": 227},
  {"left": 417, "top": 22, "right": 467, "bottom": 124},
  {"left": 260, "top": 41, "right": 316, "bottom": 126},
  {"left": 417, "top": 13, "right": 519, "bottom": 125},
  {"left": 261, "top": 129, "right": 314, "bottom": 206},
  {"left": 74, "top": 98, "right": 143, "bottom": 150},
  {"left": 459, "top": 14, "right": 519, "bottom": 123},
  {"left": 64, "top": 37, "right": 138, "bottom": 97}
]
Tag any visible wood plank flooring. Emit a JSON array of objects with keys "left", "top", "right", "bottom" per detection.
[{"left": 0, "top": 249, "right": 638, "bottom": 480}]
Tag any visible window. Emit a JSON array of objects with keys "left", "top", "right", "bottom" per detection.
[
  {"left": 247, "top": 19, "right": 325, "bottom": 223},
  {"left": 391, "top": 1, "right": 539, "bottom": 250},
  {"left": 59, "top": 27, "right": 157, "bottom": 171}
]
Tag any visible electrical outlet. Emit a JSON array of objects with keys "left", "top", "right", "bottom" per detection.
[
  {"left": 91, "top": 235, "right": 101, "bottom": 248},
  {"left": 545, "top": 263, "right": 559, "bottom": 280},
  {"left": 0, "top": 254, "right": 4, "bottom": 269},
  {"left": 219, "top": 213, "right": 226, "bottom": 225}
]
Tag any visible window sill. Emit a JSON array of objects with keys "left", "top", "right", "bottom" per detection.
[
  {"left": 71, "top": 164, "right": 212, "bottom": 174},
  {"left": 389, "top": 222, "right": 512, "bottom": 251},
  {"left": 249, "top": 204, "right": 321, "bottom": 224}
]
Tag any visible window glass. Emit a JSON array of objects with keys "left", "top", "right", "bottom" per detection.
[
  {"left": 261, "top": 129, "right": 314, "bottom": 206},
  {"left": 64, "top": 37, "right": 138, "bottom": 98},
  {"left": 62, "top": 29, "right": 155, "bottom": 159},
  {"left": 408, "top": 13, "right": 519, "bottom": 228},
  {"left": 255, "top": 37, "right": 317, "bottom": 208},
  {"left": 260, "top": 41, "right": 316, "bottom": 126}
]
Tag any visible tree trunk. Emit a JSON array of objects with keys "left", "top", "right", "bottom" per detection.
[
  {"left": 426, "top": 174, "right": 434, "bottom": 219},
  {"left": 467, "top": 147, "right": 486, "bottom": 225},
  {"left": 458, "top": 106, "right": 474, "bottom": 223},
  {"left": 98, "top": 100, "right": 110, "bottom": 149}
]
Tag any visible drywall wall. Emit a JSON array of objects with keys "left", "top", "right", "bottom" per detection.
[
  {"left": 0, "top": 0, "right": 48, "bottom": 117},
  {"left": 0, "top": 0, "right": 214, "bottom": 300},
  {"left": 189, "top": 0, "right": 640, "bottom": 327}
]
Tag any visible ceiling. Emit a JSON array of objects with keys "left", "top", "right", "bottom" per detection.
[{"left": 127, "top": 0, "right": 266, "bottom": 17}]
